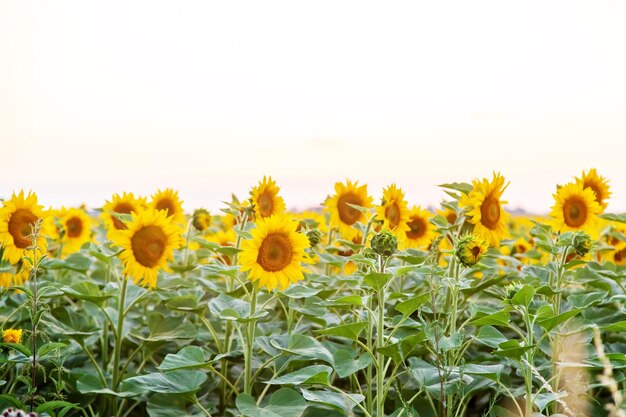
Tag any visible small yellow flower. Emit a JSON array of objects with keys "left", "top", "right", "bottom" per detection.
[
  {"left": 376, "top": 184, "right": 410, "bottom": 239},
  {"left": 550, "top": 182, "right": 601, "bottom": 235},
  {"left": 576, "top": 168, "right": 610, "bottom": 211},
  {"left": 250, "top": 176, "right": 286, "bottom": 221},
  {"left": 192, "top": 209, "right": 211, "bottom": 231},
  {"left": 2, "top": 328, "right": 23, "bottom": 344},
  {"left": 325, "top": 180, "right": 373, "bottom": 240}
]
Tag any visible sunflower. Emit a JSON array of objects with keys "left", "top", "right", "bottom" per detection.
[
  {"left": 111, "top": 209, "right": 182, "bottom": 288},
  {"left": 611, "top": 242, "right": 626, "bottom": 266},
  {"left": 376, "top": 184, "right": 410, "bottom": 239},
  {"left": 0, "top": 191, "right": 49, "bottom": 264},
  {"left": 576, "top": 168, "right": 611, "bottom": 211},
  {"left": 459, "top": 173, "right": 509, "bottom": 247},
  {"left": 2, "top": 328, "right": 22, "bottom": 344},
  {"left": 239, "top": 214, "right": 310, "bottom": 291},
  {"left": 437, "top": 207, "right": 458, "bottom": 226},
  {"left": 150, "top": 189, "right": 186, "bottom": 226},
  {"left": 55, "top": 207, "right": 93, "bottom": 257},
  {"left": 550, "top": 182, "right": 601, "bottom": 234},
  {"left": 325, "top": 180, "right": 373, "bottom": 240},
  {"left": 456, "top": 233, "right": 488, "bottom": 267},
  {"left": 250, "top": 176, "right": 286, "bottom": 221},
  {"left": 101, "top": 192, "right": 146, "bottom": 239},
  {"left": 402, "top": 206, "right": 436, "bottom": 249}
]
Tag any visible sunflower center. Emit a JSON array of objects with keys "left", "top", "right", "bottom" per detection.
[
  {"left": 337, "top": 193, "right": 362, "bottom": 226},
  {"left": 156, "top": 198, "right": 176, "bottom": 217},
  {"left": 112, "top": 202, "right": 134, "bottom": 230},
  {"left": 406, "top": 217, "right": 426, "bottom": 239},
  {"left": 587, "top": 183, "right": 603, "bottom": 206},
  {"left": 131, "top": 225, "right": 168, "bottom": 268},
  {"left": 66, "top": 216, "right": 83, "bottom": 238},
  {"left": 615, "top": 248, "right": 626, "bottom": 264},
  {"left": 257, "top": 191, "right": 274, "bottom": 218},
  {"left": 8, "top": 209, "right": 38, "bottom": 249},
  {"left": 563, "top": 197, "right": 587, "bottom": 228},
  {"left": 257, "top": 233, "right": 292, "bottom": 272},
  {"left": 471, "top": 245, "right": 481, "bottom": 257},
  {"left": 480, "top": 196, "right": 500, "bottom": 230},
  {"left": 446, "top": 211, "right": 457, "bottom": 225},
  {"left": 385, "top": 202, "right": 401, "bottom": 229}
]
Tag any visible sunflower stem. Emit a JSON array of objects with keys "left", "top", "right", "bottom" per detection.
[
  {"left": 112, "top": 276, "right": 128, "bottom": 411},
  {"left": 376, "top": 254, "right": 386, "bottom": 417},
  {"left": 244, "top": 283, "right": 259, "bottom": 395}
]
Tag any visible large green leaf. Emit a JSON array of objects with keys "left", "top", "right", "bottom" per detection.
[
  {"left": 511, "top": 285, "right": 535, "bottom": 308},
  {"left": 469, "top": 311, "right": 510, "bottom": 327},
  {"left": 208, "top": 293, "right": 268, "bottom": 322},
  {"left": 123, "top": 370, "right": 207, "bottom": 394},
  {"left": 236, "top": 388, "right": 308, "bottom": 417},
  {"left": 537, "top": 309, "right": 582, "bottom": 332},
  {"left": 394, "top": 294, "right": 429, "bottom": 317},
  {"left": 316, "top": 322, "right": 368, "bottom": 341},
  {"left": 267, "top": 365, "right": 332, "bottom": 386},
  {"left": 157, "top": 346, "right": 208, "bottom": 371},
  {"left": 332, "top": 349, "right": 372, "bottom": 378},
  {"left": 362, "top": 272, "right": 393, "bottom": 292},
  {"left": 300, "top": 388, "right": 365, "bottom": 413},
  {"left": 60, "top": 281, "right": 113, "bottom": 304}
]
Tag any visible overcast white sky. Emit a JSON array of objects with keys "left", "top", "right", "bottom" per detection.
[{"left": 1, "top": 1, "right": 625, "bottom": 214}]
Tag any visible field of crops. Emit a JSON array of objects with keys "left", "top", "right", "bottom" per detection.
[{"left": 1, "top": 170, "right": 625, "bottom": 417}]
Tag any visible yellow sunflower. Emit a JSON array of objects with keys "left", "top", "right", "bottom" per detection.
[
  {"left": 459, "top": 173, "right": 509, "bottom": 247},
  {"left": 402, "top": 206, "right": 436, "bottom": 249},
  {"left": 2, "top": 328, "right": 22, "bottom": 344},
  {"left": 576, "top": 168, "right": 611, "bottom": 211},
  {"left": 55, "top": 207, "right": 93, "bottom": 257},
  {"left": 437, "top": 207, "right": 458, "bottom": 226},
  {"left": 111, "top": 209, "right": 182, "bottom": 288},
  {"left": 325, "top": 180, "right": 373, "bottom": 240},
  {"left": 240, "top": 214, "right": 310, "bottom": 291},
  {"left": 250, "top": 176, "right": 286, "bottom": 221},
  {"left": 376, "top": 184, "right": 410, "bottom": 239},
  {"left": 101, "top": 192, "right": 146, "bottom": 239},
  {"left": 150, "top": 189, "right": 186, "bottom": 226},
  {"left": 0, "top": 191, "right": 49, "bottom": 264},
  {"left": 611, "top": 242, "right": 626, "bottom": 266},
  {"left": 550, "top": 182, "right": 601, "bottom": 234}
]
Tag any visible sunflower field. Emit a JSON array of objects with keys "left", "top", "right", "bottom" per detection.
[{"left": 1, "top": 171, "right": 626, "bottom": 417}]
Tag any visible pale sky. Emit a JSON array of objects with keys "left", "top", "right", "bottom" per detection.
[{"left": 1, "top": 1, "right": 626, "bottom": 214}]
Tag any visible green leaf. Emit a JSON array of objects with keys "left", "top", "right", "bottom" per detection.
[
  {"left": 462, "top": 364, "right": 504, "bottom": 381},
  {"left": 300, "top": 388, "right": 365, "bottom": 413},
  {"left": 123, "top": 370, "right": 207, "bottom": 394},
  {"left": 35, "top": 401, "right": 79, "bottom": 414},
  {"left": 0, "top": 343, "right": 31, "bottom": 357},
  {"left": 278, "top": 334, "right": 334, "bottom": 364},
  {"left": 208, "top": 293, "right": 268, "bottom": 323},
  {"left": 600, "top": 213, "right": 626, "bottom": 223},
  {"left": 475, "top": 326, "right": 507, "bottom": 349},
  {"left": 494, "top": 340, "right": 533, "bottom": 360},
  {"left": 537, "top": 309, "right": 582, "bottom": 332},
  {"left": 568, "top": 291, "right": 607, "bottom": 308},
  {"left": 61, "top": 281, "right": 113, "bottom": 304},
  {"left": 511, "top": 285, "right": 535, "bottom": 308},
  {"left": 317, "top": 322, "right": 368, "bottom": 341},
  {"left": 378, "top": 332, "right": 427, "bottom": 364},
  {"left": 76, "top": 374, "right": 140, "bottom": 397},
  {"left": 601, "top": 321, "right": 626, "bottom": 332},
  {"left": 363, "top": 272, "right": 393, "bottom": 292},
  {"left": 157, "top": 346, "right": 208, "bottom": 371},
  {"left": 135, "top": 315, "right": 198, "bottom": 342},
  {"left": 37, "top": 342, "right": 67, "bottom": 358},
  {"left": 281, "top": 285, "right": 322, "bottom": 299},
  {"left": 236, "top": 388, "right": 308, "bottom": 417},
  {"left": 469, "top": 311, "right": 510, "bottom": 327},
  {"left": 439, "top": 182, "right": 473, "bottom": 195},
  {"left": 199, "top": 264, "right": 240, "bottom": 278},
  {"left": 332, "top": 349, "right": 372, "bottom": 378},
  {"left": 395, "top": 294, "right": 429, "bottom": 317},
  {"left": 267, "top": 365, "right": 332, "bottom": 386}
]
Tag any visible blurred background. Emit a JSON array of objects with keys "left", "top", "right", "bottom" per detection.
[{"left": 1, "top": 1, "right": 625, "bottom": 213}]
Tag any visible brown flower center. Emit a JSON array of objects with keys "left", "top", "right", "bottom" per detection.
[
  {"left": 385, "top": 202, "right": 401, "bottom": 229},
  {"left": 446, "top": 211, "right": 457, "bottom": 225},
  {"left": 586, "top": 183, "right": 603, "bottom": 206},
  {"left": 471, "top": 245, "right": 482, "bottom": 257},
  {"left": 337, "top": 193, "right": 362, "bottom": 226},
  {"left": 615, "top": 248, "right": 626, "bottom": 264},
  {"left": 563, "top": 197, "right": 587, "bottom": 228},
  {"left": 8, "top": 209, "right": 38, "bottom": 249},
  {"left": 257, "top": 191, "right": 274, "bottom": 218},
  {"left": 480, "top": 196, "right": 500, "bottom": 230},
  {"left": 406, "top": 217, "right": 426, "bottom": 240},
  {"left": 156, "top": 198, "right": 176, "bottom": 218},
  {"left": 112, "top": 202, "right": 134, "bottom": 230},
  {"left": 131, "top": 225, "right": 168, "bottom": 268},
  {"left": 257, "top": 233, "right": 292, "bottom": 272},
  {"left": 66, "top": 216, "right": 83, "bottom": 238}
]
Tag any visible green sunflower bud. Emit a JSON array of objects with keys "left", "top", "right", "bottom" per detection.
[
  {"left": 572, "top": 231, "right": 592, "bottom": 257},
  {"left": 370, "top": 231, "right": 398, "bottom": 258},
  {"left": 455, "top": 234, "right": 488, "bottom": 267},
  {"left": 192, "top": 209, "right": 211, "bottom": 231},
  {"left": 306, "top": 229, "right": 322, "bottom": 248}
]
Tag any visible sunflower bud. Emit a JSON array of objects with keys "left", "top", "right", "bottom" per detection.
[
  {"left": 456, "top": 234, "right": 488, "bottom": 267},
  {"left": 370, "top": 231, "right": 398, "bottom": 258},
  {"left": 192, "top": 209, "right": 211, "bottom": 231},
  {"left": 306, "top": 229, "right": 322, "bottom": 248},
  {"left": 572, "top": 231, "right": 592, "bottom": 257}
]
